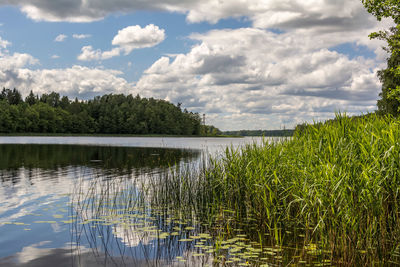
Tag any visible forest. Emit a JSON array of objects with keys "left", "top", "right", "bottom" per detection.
[
  {"left": 0, "top": 88, "right": 211, "bottom": 135},
  {"left": 223, "top": 129, "right": 294, "bottom": 137}
]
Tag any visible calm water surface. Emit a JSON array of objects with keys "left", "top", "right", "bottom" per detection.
[
  {"left": 0, "top": 137, "right": 264, "bottom": 267},
  {"left": 0, "top": 136, "right": 263, "bottom": 154}
]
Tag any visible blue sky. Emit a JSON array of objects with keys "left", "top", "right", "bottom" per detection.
[{"left": 0, "top": 0, "right": 392, "bottom": 130}]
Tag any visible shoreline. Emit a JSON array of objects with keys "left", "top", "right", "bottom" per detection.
[{"left": 0, "top": 133, "right": 244, "bottom": 138}]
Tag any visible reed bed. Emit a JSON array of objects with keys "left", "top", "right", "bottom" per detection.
[
  {"left": 151, "top": 113, "right": 400, "bottom": 265},
  {"left": 69, "top": 113, "right": 400, "bottom": 265}
]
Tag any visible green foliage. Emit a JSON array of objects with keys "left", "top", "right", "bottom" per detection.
[
  {"left": 375, "top": 25, "right": 400, "bottom": 114},
  {"left": 0, "top": 88, "right": 203, "bottom": 135},
  {"left": 1, "top": 88, "right": 22, "bottom": 105},
  {"left": 200, "top": 125, "right": 222, "bottom": 136},
  {"left": 25, "top": 90, "right": 38, "bottom": 106},
  {"left": 361, "top": 0, "right": 400, "bottom": 23},
  {"left": 362, "top": 0, "right": 400, "bottom": 115}
]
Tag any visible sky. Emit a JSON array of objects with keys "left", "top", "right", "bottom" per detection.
[{"left": 0, "top": 0, "right": 393, "bottom": 130}]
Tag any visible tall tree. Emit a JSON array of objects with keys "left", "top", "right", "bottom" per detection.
[
  {"left": 25, "top": 90, "right": 38, "bottom": 106},
  {"left": 1, "top": 88, "right": 22, "bottom": 105},
  {"left": 362, "top": 0, "right": 400, "bottom": 115}
]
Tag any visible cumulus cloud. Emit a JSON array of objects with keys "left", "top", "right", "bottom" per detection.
[
  {"left": 54, "top": 34, "right": 67, "bottom": 42},
  {"left": 111, "top": 24, "right": 165, "bottom": 54},
  {"left": 77, "top": 24, "right": 165, "bottom": 61},
  {"left": 26, "top": 66, "right": 133, "bottom": 98},
  {"left": 77, "top": 46, "right": 120, "bottom": 61},
  {"left": 51, "top": 54, "right": 60, "bottom": 59},
  {"left": 73, "top": 33, "right": 91, "bottom": 39},
  {"left": 136, "top": 27, "right": 382, "bottom": 130},
  {"left": 0, "top": 52, "right": 38, "bottom": 70},
  {"left": 0, "top": 0, "right": 385, "bottom": 29},
  {"left": 0, "top": 40, "right": 135, "bottom": 99},
  {"left": 0, "top": 64, "right": 135, "bottom": 99},
  {"left": 77, "top": 45, "right": 102, "bottom": 61}
]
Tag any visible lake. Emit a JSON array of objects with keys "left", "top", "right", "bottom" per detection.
[{"left": 0, "top": 136, "right": 267, "bottom": 267}]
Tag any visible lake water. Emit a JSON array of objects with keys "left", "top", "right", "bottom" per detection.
[{"left": 0, "top": 136, "right": 266, "bottom": 267}]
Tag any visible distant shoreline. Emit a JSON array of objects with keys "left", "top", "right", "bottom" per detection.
[{"left": 0, "top": 133, "right": 244, "bottom": 138}]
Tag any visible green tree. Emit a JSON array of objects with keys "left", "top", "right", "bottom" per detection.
[
  {"left": 25, "top": 90, "right": 38, "bottom": 106},
  {"left": 33, "top": 102, "right": 56, "bottom": 133},
  {"left": 1, "top": 88, "right": 22, "bottom": 105},
  {"left": 60, "top": 96, "right": 70, "bottom": 109},
  {"left": 24, "top": 106, "right": 39, "bottom": 132},
  {"left": 362, "top": 0, "right": 400, "bottom": 115},
  {"left": 0, "top": 100, "right": 13, "bottom": 133}
]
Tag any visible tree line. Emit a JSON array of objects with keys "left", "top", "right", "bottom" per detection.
[
  {"left": 0, "top": 88, "right": 215, "bottom": 135},
  {"left": 223, "top": 129, "right": 294, "bottom": 137}
]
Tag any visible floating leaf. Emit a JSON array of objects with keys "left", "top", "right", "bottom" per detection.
[
  {"left": 62, "top": 220, "right": 76, "bottom": 224},
  {"left": 159, "top": 233, "right": 169, "bottom": 239},
  {"left": 34, "top": 221, "right": 57, "bottom": 224},
  {"left": 14, "top": 222, "right": 30, "bottom": 226}
]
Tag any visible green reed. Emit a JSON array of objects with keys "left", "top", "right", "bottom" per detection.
[
  {"left": 69, "top": 113, "right": 400, "bottom": 265},
  {"left": 151, "top": 113, "right": 400, "bottom": 265}
]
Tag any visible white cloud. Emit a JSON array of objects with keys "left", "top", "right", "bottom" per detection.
[
  {"left": 0, "top": 0, "right": 385, "bottom": 30},
  {"left": 77, "top": 45, "right": 121, "bottom": 61},
  {"left": 136, "top": 27, "right": 382, "bottom": 130},
  {"left": 26, "top": 66, "right": 133, "bottom": 98},
  {"left": 101, "top": 47, "right": 121, "bottom": 59},
  {"left": 77, "top": 45, "right": 102, "bottom": 61},
  {"left": 0, "top": 44, "right": 135, "bottom": 99},
  {"left": 111, "top": 24, "right": 165, "bottom": 54},
  {"left": 0, "top": 36, "right": 11, "bottom": 49},
  {"left": 51, "top": 54, "right": 60, "bottom": 59},
  {"left": 54, "top": 34, "right": 67, "bottom": 42},
  {"left": 77, "top": 24, "right": 165, "bottom": 61},
  {"left": 0, "top": 52, "right": 38, "bottom": 70},
  {"left": 73, "top": 33, "right": 91, "bottom": 39}
]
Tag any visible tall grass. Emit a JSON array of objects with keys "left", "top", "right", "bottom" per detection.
[
  {"left": 152, "top": 113, "right": 400, "bottom": 265},
  {"left": 69, "top": 113, "right": 400, "bottom": 265}
]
